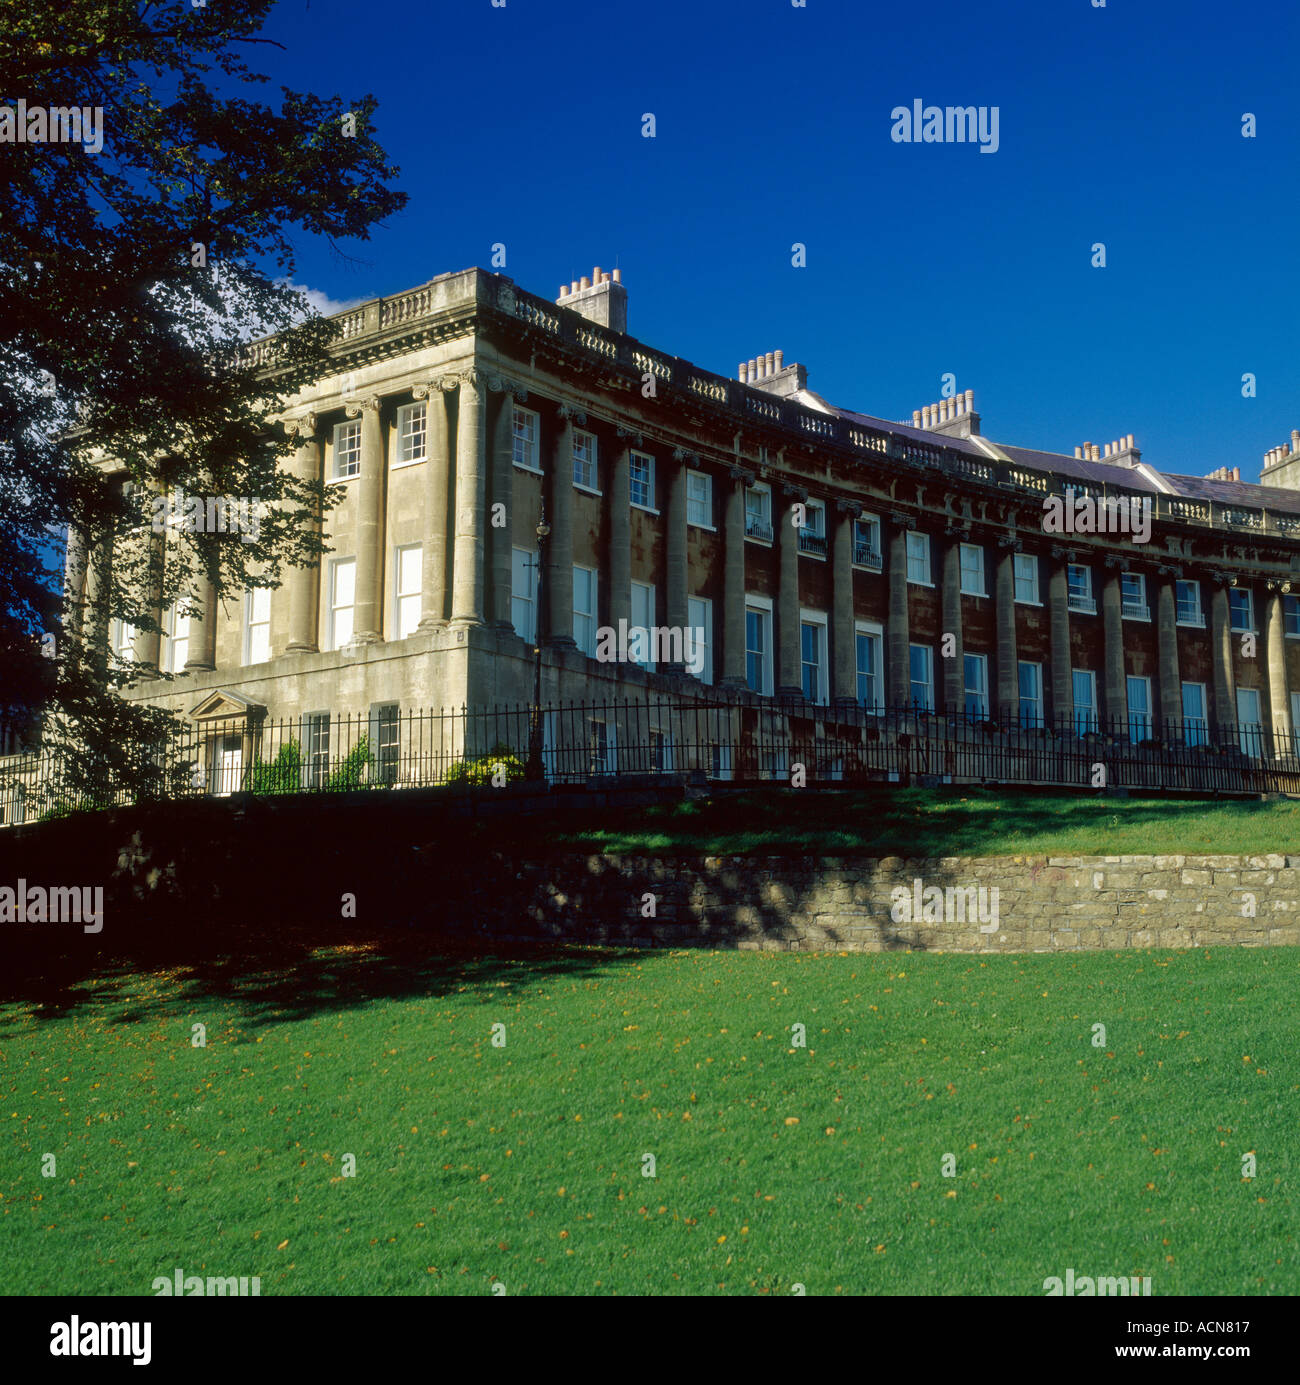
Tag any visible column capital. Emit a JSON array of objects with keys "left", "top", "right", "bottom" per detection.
[
  {"left": 412, "top": 375, "right": 461, "bottom": 399},
  {"left": 283, "top": 412, "right": 320, "bottom": 440},
  {"left": 672, "top": 447, "right": 699, "bottom": 464},
  {"left": 996, "top": 534, "right": 1021, "bottom": 551},
  {"left": 1048, "top": 543, "right": 1075, "bottom": 562},
  {"left": 616, "top": 426, "right": 645, "bottom": 445},
  {"left": 483, "top": 371, "right": 528, "bottom": 401},
  {"left": 1157, "top": 562, "right": 1183, "bottom": 578},
  {"left": 1265, "top": 577, "right": 1292, "bottom": 594},
  {"left": 782, "top": 483, "right": 809, "bottom": 504},
  {"left": 948, "top": 522, "right": 973, "bottom": 540},
  {"left": 890, "top": 511, "right": 916, "bottom": 530},
  {"left": 1209, "top": 569, "right": 1238, "bottom": 587},
  {"left": 1103, "top": 553, "right": 1126, "bottom": 570},
  {"left": 344, "top": 395, "right": 382, "bottom": 417},
  {"left": 836, "top": 497, "right": 863, "bottom": 518},
  {"left": 729, "top": 464, "right": 755, "bottom": 485},
  {"left": 555, "top": 403, "right": 586, "bottom": 425}
]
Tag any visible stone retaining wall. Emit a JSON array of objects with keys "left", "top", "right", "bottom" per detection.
[{"left": 483, "top": 853, "right": 1300, "bottom": 951}]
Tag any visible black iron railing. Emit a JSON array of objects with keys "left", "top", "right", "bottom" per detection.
[{"left": 3, "top": 699, "right": 1300, "bottom": 825}]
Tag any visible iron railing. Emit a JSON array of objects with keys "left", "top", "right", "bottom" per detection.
[{"left": 3, "top": 698, "right": 1300, "bottom": 826}]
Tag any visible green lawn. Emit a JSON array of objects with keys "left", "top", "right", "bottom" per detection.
[
  {"left": 2, "top": 938, "right": 1295, "bottom": 1295},
  {"left": 523, "top": 787, "right": 1300, "bottom": 857}
]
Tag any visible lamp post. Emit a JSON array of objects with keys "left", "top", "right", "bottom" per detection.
[{"left": 525, "top": 504, "right": 551, "bottom": 780}]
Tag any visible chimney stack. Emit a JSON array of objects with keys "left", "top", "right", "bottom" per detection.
[
  {"left": 912, "top": 391, "right": 981, "bottom": 438},
  {"left": 555, "top": 262, "right": 628, "bottom": 333}
]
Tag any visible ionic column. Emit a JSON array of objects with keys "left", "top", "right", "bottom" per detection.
[
  {"left": 778, "top": 484, "right": 805, "bottom": 697},
  {"left": 666, "top": 451, "right": 691, "bottom": 672},
  {"left": 887, "top": 516, "right": 911, "bottom": 707},
  {"left": 487, "top": 377, "right": 521, "bottom": 629},
  {"left": 833, "top": 500, "right": 860, "bottom": 705},
  {"left": 414, "top": 378, "right": 453, "bottom": 631},
  {"left": 285, "top": 414, "right": 322, "bottom": 653},
  {"left": 609, "top": 434, "right": 634, "bottom": 634},
  {"left": 1209, "top": 575, "right": 1236, "bottom": 742},
  {"left": 719, "top": 465, "right": 750, "bottom": 688},
  {"left": 1048, "top": 549, "right": 1073, "bottom": 727},
  {"left": 995, "top": 540, "right": 1020, "bottom": 722},
  {"left": 184, "top": 551, "right": 218, "bottom": 673},
  {"left": 1265, "top": 583, "right": 1292, "bottom": 753},
  {"left": 345, "top": 394, "right": 385, "bottom": 642},
  {"left": 941, "top": 531, "right": 964, "bottom": 713},
  {"left": 63, "top": 522, "right": 88, "bottom": 645},
  {"left": 83, "top": 532, "right": 113, "bottom": 674},
  {"left": 132, "top": 486, "right": 164, "bottom": 674},
  {"left": 1156, "top": 570, "right": 1181, "bottom": 732},
  {"left": 1101, "top": 559, "right": 1127, "bottom": 730},
  {"left": 546, "top": 404, "right": 577, "bottom": 645},
  {"left": 449, "top": 373, "right": 486, "bottom": 628}
]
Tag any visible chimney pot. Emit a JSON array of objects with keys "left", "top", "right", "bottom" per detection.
[
  {"left": 739, "top": 363, "right": 748, "bottom": 382},
  {"left": 774, "top": 349, "right": 784, "bottom": 370},
  {"left": 748, "top": 358, "right": 757, "bottom": 379},
  {"left": 765, "top": 351, "right": 774, "bottom": 376},
  {"left": 570, "top": 281, "right": 579, "bottom": 295},
  {"left": 579, "top": 276, "right": 590, "bottom": 290},
  {"left": 913, "top": 410, "right": 923, "bottom": 426},
  {"left": 1074, "top": 446, "right": 1083, "bottom": 459},
  {"left": 964, "top": 388, "right": 974, "bottom": 408},
  {"left": 612, "top": 268, "right": 622, "bottom": 283},
  {"left": 592, "top": 266, "right": 601, "bottom": 283}
]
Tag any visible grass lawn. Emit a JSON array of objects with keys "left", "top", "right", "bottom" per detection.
[
  {"left": 520, "top": 786, "right": 1300, "bottom": 858},
  {"left": 2, "top": 937, "right": 1295, "bottom": 1295}
]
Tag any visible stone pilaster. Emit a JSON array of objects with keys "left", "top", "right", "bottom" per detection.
[
  {"left": 184, "top": 551, "right": 218, "bottom": 673},
  {"left": 1048, "top": 548, "right": 1073, "bottom": 728},
  {"left": 1265, "top": 583, "right": 1292, "bottom": 754},
  {"left": 887, "top": 515, "right": 912, "bottom": 708},
  {"left": 778, "top": 483, "right": 807, "bottom": 697},
  {"left": 345, "top": 394, "right": 385, "bottom": 642},
  {"left": 414, "top": 378, "right": 454, "bottom": 632},
  {"left": 1209, "top": 575, "right": 1236, "bottom": 742},
  {"left": 719, "top": 465, "right": 751, "bottom": 688},
  {"left": 1156, "top": 568, "right": 1181, "bottom": 732},
  {"left": 83, "top": 533, "right": 112, "bottom": 674},
  {"left": 609, "top": 432, "right": 635, "bottom": 634},
  {"left": 449, "top": 373, "right": 486, "bottom": 628},
  {"left": 995, "top": 539, "right": 1020, "bottom": 722},
  {"left": 63, "top": 522, "right": 87, "bottom": 645},
  {"left": 1101, "top": 558, "right": 1127, "bottom": 730},
  {"left": 284, "top": 413, "right": 322, "bottom": 652},
  {"left": 486, "top": 375, "right": 524, "bottom": 629},
  {"left": 132, "top": 486, "right": 165, "bottom": 674},
  {"left": 666, "top": 451, "right": 691, "bottom": 671},
  {"left": 941, "top": 530, "right": 964, "bottom": 714},
  {"left": 546, "top": 404, "right": 577, "bottom": 646},
  {"left": 833, "top": 500, "right": 860, "bottom": 705}
]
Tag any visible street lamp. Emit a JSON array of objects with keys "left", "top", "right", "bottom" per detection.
[{"left": 525, "top": 504, "right": 551, "bottom": 780}]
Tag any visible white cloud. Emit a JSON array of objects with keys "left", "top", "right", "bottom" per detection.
[{"left": 281, "top": 282, "right": 368, "bottom": 321}]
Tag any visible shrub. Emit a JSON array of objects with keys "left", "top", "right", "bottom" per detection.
[
  {"left": 443, "top": 742, "right": 525, "bottom": 787},
  {"left": 327, "top": 735, "right": 373, "bottom": 792},
  {"left": 247, "top": 740, "right": 302, "bottom": 795}
]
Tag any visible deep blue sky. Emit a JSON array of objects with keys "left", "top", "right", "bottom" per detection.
[{"left": 265, "top": 0, "right": 1291, "bottom": 478}]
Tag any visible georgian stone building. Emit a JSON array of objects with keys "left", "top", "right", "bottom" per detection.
[{"left": 67, "top": 262, "right": 1300, "bottom": 783}]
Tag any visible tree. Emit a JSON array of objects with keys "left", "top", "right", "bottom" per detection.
[{"left": 0, "top": 0, "right": 406, "bottom": 802}]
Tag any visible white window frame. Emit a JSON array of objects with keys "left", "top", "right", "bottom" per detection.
[
  {"left": 745, "top": 483, "right": 773, "bottom": 544},
  {"left": 511, "top": 547, "right": 538, "bottom": 644},
  {"left": 1067, "top": 564, "right": 1095, "bottom": 614},
  {"left": 687, "top": 595, "right": 713, "bottom": 685},
  {"left": 1182, "top": 681, "right": 1208, "bottom": 747},
  {"left": 959, "top": 543, "right": 985, "bottom": 596},
  {"left": 243, "top": 586, "right": 271, "bottom": 666},
  {"left": 745, "top": 594, "right": 773, "bottom": 697},
  {"left": 1236, "top": 686, "right": 1263, "bottom": 758},
  {"left": 963, "top": 652, "right": 989, "bottom": 721},
  {"left": 1176, "top": 579, "right": 1203, "bottom": 627},
  {"left": 1230, "top": 587, "right": 1255, "bottom": 633},
  {"left": 905, "top": 530, "right": 931, "bottom": 586},
  {"left": 573, "top": 565, "right": 599, "bottom": 657},
  {"left": 1018, "top": 660, "right": 1043, "bottom": 728},
  {"left": 630, "top": 579, "right": 656, "bottom": 672},
  {"left": 798, "top": 499, "right": 827, "bottom": 559},
  {"left": 1127, "top": 675, "right": 1153, "bottom": 744},
  {"left": 1013, "top": 552, "right": 1039, "bottom": 605},
  {"left": 162, "top": 600, "right": 191, "bottom": 674},
  {"left": 395, "top": 402, "right": 427, "bottom": 467},
  {"left": 393, "top": 543, "right": 422, "bottom": 640},
  {"left": 1072, "top": 668, "right": 1098, "bottom": 735},
  {"left": 629, "top": 450, "right": 656, "bottom": 511},
  {"left": 512, "top": 406, "right": 542, "bottom": 474},
  {"left": 854, "top": 619, "right": 883, "bottom": 714},
  {"left": 329, "top": 557, "right": 356, "bottom": 650},
  {"left": 332, "top": 420, "right": 361, "bottom": 481},
  {"left": 909, "top": 643, "right": 934, "bottom": 712},
  {"left": 1284, "top": 593, "right": 1300, "bottom": 639},
  {"left": 687, "top": 469, "right": 714, "bottom": 529},
  {"left": 852, "top": 513, "right": 882, "bottom": 570},
  {"left": 799, "top": 608, "right": 829, "bottom": 705},
  {"left": 1121, "top": 571, "right": 1150, "bottom": 621},
  {"left": 572, "top": 428, "right": 599, "bottom": 493}
]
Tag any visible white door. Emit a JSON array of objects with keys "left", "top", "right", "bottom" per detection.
[
  {"left": 216, "top": 736, "right": 243, "bottom": 796},
  {"left": 1236, "top": 688, "right": 1262, "bottom": 758}
]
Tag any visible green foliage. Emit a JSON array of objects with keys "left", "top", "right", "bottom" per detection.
[
  {"left": 326, "top": 735, "right": 372, "bottom": 792},
  {"left": 247, "top": 740, "right": 302, "bottom": 795},
  {"left": 443, "top": 742, "right": 525, "bottom": 787}
]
